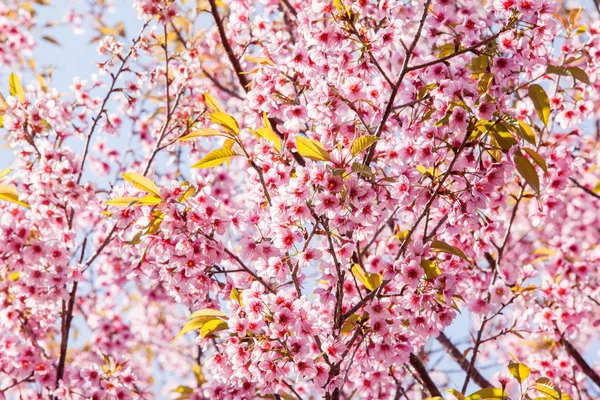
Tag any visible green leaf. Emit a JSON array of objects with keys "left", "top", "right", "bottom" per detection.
[
  {"left": 200, "top": 319, "right": 228, "bottom": 338},
  {"left": 0, "top": 185, "right": 29, "bottom": 208},
  {"left": 254, "top": 113, "right": 281, "bottom": 152},
  {"left": 296, "top": 136, "right": 331, "bottom": 161},
  {"left": 545, "top": 65, "right": 571, "bottom": 77},
  {"left": 420, "top": 259, "right": 441, "bottom": 280},
  {"left": 528, "top": 84, "right": 550, "bottom": 126},
  {"left": 0, "top": 168, "right": 12, "bottom": 180},
  {"left": 567, "top": 66, "right": 590, "bottom": 85},
  {"left": 522, "top": 148, "right": 548, "bottom": 175},
  {"left": 188, "top": 308, "right": 227, "bottom": 320},
  {"left": 445, "top": 388, "right": 465, "bottom": 400},
  {"left": 431, "top": 240, "right": 469, "bottom": 262},
  {"left": 179, "top": 128, "right": 226, "bottom": 140},
  {"left": 464, "top": 388, "right": 508, "bottom": 400},
  {"left": 546, "top": 65, "right": 590, "bottom": 86},
  {"left": 173, "top": 386, "right": 193, "bottom": 394},
  {"left": 144, "top": 210, "right": 164, "bottom": 235},
  {"left": 507, "top": 361, "right": 531, "bottom": 383},
  {"left": 351, "top": 264, "right": 382, "bottom": 291},
  {"left": 534, "top": 378, "right": 561, "bottom": 400},
  {"left": 352, "top": 135, "right": 379, "bottom": 157},
  {"left": 9, "top": 73, "right": 25, "bottom": 102},
  {"left": 341, "top": 314, "right": 360, "bottom": 336},
  {"left": 468, "top": 55, "right": 488, "bottom": 75},
  {"left": 230, "top": 288, "right": 243, "bottom": 305},
  {"left": 517, "top": 120, "right": 536, "bottom": 146},
  {"left": 105, "top": 195, "right": 162, "bottom": 207},
  {"left": 209, "top": 112, "right": 240, "bottom": 135},
  {"left": 351, "top": 162, "right": 372, "bottom": 177},
  {"left": 192, "top": 364, "right": 206, "bottom": 385},
  {"left": 514, "top": 151, "right": 540, "bottom": 195},
  {"left": 491, "top": 124, "right": 517, "bottom": 151},
  {"left": 172, "top": 316, "right": 223, "bottom": 343},
  {"left": 204, "top": 92, "right": 225, "bottom": 113},
  {"left": 477, "top": 73, "right": 494, "bottom": 95},
  {"left": 122, "top": 172, "right": 161, "bottom": 197},
  {"left": 192, "top": 148, "right": 238, "bottom": 168},
  {"left": 173, "top": 385, "right": 194, "bottom": 400},
  {"left": 436, "top": 43, "right": 456, "bottom": 58}
]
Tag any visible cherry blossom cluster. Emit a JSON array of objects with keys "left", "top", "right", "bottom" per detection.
[{"left": 1, "top": 0, "right": 600, "bottom": 399}]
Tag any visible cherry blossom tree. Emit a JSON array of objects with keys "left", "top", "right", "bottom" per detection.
[{"left": 1, "top": 0, "right": 600, "bottom": 399}]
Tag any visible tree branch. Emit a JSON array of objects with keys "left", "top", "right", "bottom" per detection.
[
  {"left": 561, "top": 336, "right": 600, "bottom": 389},
  {"left": 437, "top": 332, "right": 493, "bottom": 389},
  {"left": 409, "top": 353, "right": 442, "bottom": 398}
]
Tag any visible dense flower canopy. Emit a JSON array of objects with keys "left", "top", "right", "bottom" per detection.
[{"left": 1, "top": 0, "right": 600, "bottom": 399}]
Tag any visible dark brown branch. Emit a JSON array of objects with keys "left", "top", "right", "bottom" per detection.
[
  {"left": 561, "top": 336, "right": 600, "bottom": 389},
  {"left": 280, "top": 0, "right": 297, "bottom": 18},
  {"left": 0, "top": 372, "right": 34, "bottom": 393},
  {"left": 437, "top": 332, "right": 493, "bottom": 389},
  {"left": 409, "top": 353, "right": 442, "bottom": 398},
  {"left": 208, "top": 0, "right": 250, "bottom": 91},
  {"left": 570, "top": 178, "right": 600, "bottom": 200},
  {"left": 54, "top": 282, "right": 78, "bottom": 394}
]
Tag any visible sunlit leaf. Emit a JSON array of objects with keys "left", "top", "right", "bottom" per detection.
[
  {"left": 192, "top": 364, "right": 206, "bottom": 386},
  {"left": 204, "top": 93, "right": 225, "bottom": 113},
  {"left": 191, "top": 148, "right": 238, "bottom": 168},
  {"left": 210, "top": 112, "right": 239, "bottom": 135},
  {"left": 445, "top": 388, "right": 465, "bottom": 400},
  {"left": 179, "top": 128, "right": 226, "bottom": 140},
  {"left": 296, "top": 136, "right": 331, "bottom": 161},
  {"left": 9, "top": 73, "right": 25, "bottom": 102},
  {"left": 477, "top": 73, "right": 494, "bottom": 95},
  {"left": 420, "top": 259, "right": 441, "bottom": 280},
  {"left": 491, "top": 124, "right": 517, "bottom": 151},
  {"left": 534, "top": 378, "right": 561, "bottom": 400},
  {"left": 431, "top": 240, "right": 469, "bottom": 262},
  {"left": 122, "top": 172, "right": 161, "bottom": 197},
  {"left": 230, "top": 288, "right": 243, "bottom": 305},
  {"left": 200, "top": 319, "right": 228, "bottom": 338},
  {"left": 341, "top": 314, "right": 360, "bottom": 336},
  {"left": 351, "top": 264, "right": 382, "bottom": 291},
  {"left": 0, "top": 168, "right": 12, "bottom": 180},
  {"left": 528, "top": 84, "right": 550, "bottom": 126},
  {"left": 514, "top": 151, "right": 540, "bottom": 196},
  {"left": 351, "top": 135, "right": 379, "bottom": 157},
  {"left": 243, "top": 55, "right": 275, "bottom": 66},
  {"left": 517, "top": 120, "right": 536, "bottom": 146},
  {"left": 254, "top": 113, "right": 281, "bottom": 152},
  {"left": 522, "top": 148, "right": 548, "bottom": 175},
  {"left": 464, "top": 388, "right": 508, "bottom": 400},
  {"left": 172, "top": 316, "right": 222, "bottom": 343},
  {"left": 188, "top": 308, "right": 227, "bottom": 320},
  {"left": 0, "top": 185, "right": 29, "bottom": 208},
  {"left": 507, "top": 361, "right": 531, "bottom": 383},
  {"left": 105, "top": 195, "right": 162, "bottom": 207},
  {"left": 351, "top": 162, "right": 372, "bottom": 177}
]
